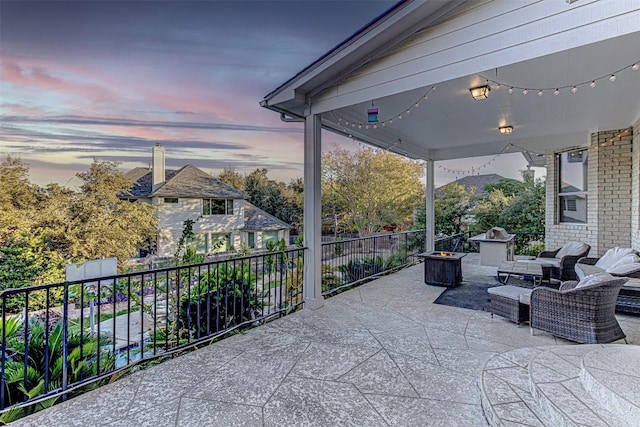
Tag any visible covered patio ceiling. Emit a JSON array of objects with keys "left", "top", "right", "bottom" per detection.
[
  {"left": 322, "top": 32, "right": 640, "bottom": 166},
  {"left": 261, "top": 0, "right": 640, "bottom": 166}
]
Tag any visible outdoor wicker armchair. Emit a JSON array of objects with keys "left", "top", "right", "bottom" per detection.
[
  {"left": 529, "top": 277, "right": 627, "bottom": 344},
  {"left": 533, "top": 242, "right": 591, "bottom": 281}
]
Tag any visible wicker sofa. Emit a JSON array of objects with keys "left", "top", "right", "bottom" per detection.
[
  {"left": 529, "top": 275, "right": 627, "bottom": 344},
  {"left": 530, "top": 241, "right": 591, "bottom": 281}
]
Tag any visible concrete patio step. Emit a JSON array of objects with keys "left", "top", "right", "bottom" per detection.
[
  {"left": 580, "top": 346, "right": 640, "bottom": 422},
  {"left": 480, "top": 344, "right": 639, "bottom": 427}
]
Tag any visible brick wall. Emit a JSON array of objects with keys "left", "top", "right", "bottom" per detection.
[
  {"left": 632, "top": 119, "right": 640, "bottom": 251},
  {"left": 545, "top": 128, "right": 633, "bottom": 257}
]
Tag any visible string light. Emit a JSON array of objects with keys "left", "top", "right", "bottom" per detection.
[
  {"left": 334, "top": 60, "right": 638, "bottom": 136},
  {"left": 437, "top": 154, "right": 501, "bottom": 176},
  {"left": 599, "top": 128, "right": 632, "bottom": 147},
  {"left": 482, "top": 60, "right": 639, "bottom": 97},
  {"left": 335, "top": 85, "right": 436, "bottom": 131}
]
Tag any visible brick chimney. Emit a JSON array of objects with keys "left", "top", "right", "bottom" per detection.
[{"left": 152, "top": 143, "right": 165, "bottom": 192}]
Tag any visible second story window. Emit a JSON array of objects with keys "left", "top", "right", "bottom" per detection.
[{"left": 203, "top": 199, "right": 233, "bottom": 215}]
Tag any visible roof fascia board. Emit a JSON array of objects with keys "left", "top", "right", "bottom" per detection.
[
  {"left": 309, "top": 0, "right": 640, "bottom": 115},
  {"left": 262, "top": 0, "right": 466, "bottom": 115}
]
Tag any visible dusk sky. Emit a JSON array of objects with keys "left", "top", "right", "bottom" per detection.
[{"left": 1, "top": 0, "right": 535, "bottom": 188}]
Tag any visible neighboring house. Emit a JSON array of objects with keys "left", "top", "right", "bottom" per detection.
[
  {"left": 435, "top": 174, "right": 510, "bottom": 200},
  {"left": 124, "top": 144, "right": 291, "bottom": 258}
]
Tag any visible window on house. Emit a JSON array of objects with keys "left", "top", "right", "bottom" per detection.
[
  {"left": 210, "top": 233, "right": 230, "bottom": 252},
  {"left": 558, "top": 149, "right": 588, "bottom": 223},
  {"left": 247, "top": 232, "right": 255, "bottom": 248},
  {"left": 202, "top": 199, "right": 233, "bottom": 215},
  {"left": 163, "top": 197, "right": 179, "bottom": 203},
  {"left": 187, "top": 233, "right": 207, "bottom": 254},
  {"left": 261, "top": 231, "right": 279, "bottom": 248}
]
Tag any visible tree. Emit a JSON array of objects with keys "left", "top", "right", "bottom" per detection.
[
  {"left": 473, "top": 177, "right": 545, "bottom": 233},
  {"left": 322, "top": 147, "right": 424, "bottom": 236},
  {"left": 483, "top": 178, "right": 527, "bottom": 197},
  {"left": 434, "top": 183, "right": 475, "bottom": 235},
  {"left": 413, "top": 183, "right": 475, "bottom": 235},
  {"left": 0, "top": 157, "right": 159, "bottom": 285},
  {"left": 67, "top": 160, "right": 158, "bottom": 265},
  {"left": 242, "top": 168, "right": 303, "bottom": 231},
  {"left": 216, "top": 167, "right": 245, "bottom": 192}
]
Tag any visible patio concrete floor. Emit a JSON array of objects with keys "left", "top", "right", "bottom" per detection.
[{"left": 13, "top": 254, "right": 640, "bottom": 426}]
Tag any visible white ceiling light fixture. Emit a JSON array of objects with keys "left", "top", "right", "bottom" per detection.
[
  {"left": 499, "top": 126, "right": 513, "bottom": 135},
  {"left": 469, "top": 85, "right": 490, "bottom": 100}
]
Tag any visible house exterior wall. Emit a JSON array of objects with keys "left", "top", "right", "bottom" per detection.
[
  {"left": 242, "top": 229, "right": 290, "bottom": 249},
  {"left": 154, "top": 197, "right": 245, "bottom": 257},
  {"left": 545, "top": 128, "right": 633, "bottom": 257},
  {"left": 632, "top": 118, "right": 640, "bottom": 250}
]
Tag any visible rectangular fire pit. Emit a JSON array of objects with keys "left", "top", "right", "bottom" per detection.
[{"left": 418, "top": 251, "right": 466, "bottom": 287}]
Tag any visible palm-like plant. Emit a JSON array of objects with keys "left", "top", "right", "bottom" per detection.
[{"left": 1, "top": 316, "right": 115, "bottom": 423}]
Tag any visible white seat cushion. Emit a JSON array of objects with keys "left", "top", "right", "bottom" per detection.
[
  {"left": 606, "top": 262, "right": 640, "bottom": 276},
  {"left": 575, "top": 272, "right": 615, "bottom": 289},
  {"left": 595, "top": 247, "right": 637, "bottom": 270},
  {"left": 606, "top": 254, "right": 640, "bottom": 271},
  {"left": 556, "top": 241, "right": 589, "bottom": 258},
  {"left": 519, "top": 289, "right": 533, "bottom": 305},
  {"left": 528, "top": 257, "right": 560, "bottom": 268},
  {"left": 575, "top": 263, "right": 603, "bottom": 281},
  {"left": 488, "top": 285, "right": 528, "bottom": 300}
]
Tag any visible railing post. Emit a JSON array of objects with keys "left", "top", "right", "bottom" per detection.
[{"left": 62, "top": 284, "right": 69, "bottom": 401}]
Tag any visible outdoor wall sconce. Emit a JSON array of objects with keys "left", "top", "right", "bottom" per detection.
[
  {"left": 499, "top": 126, "right": 513, "bottom": 135},
  {"left": 470, "top": 85, "right": 490, "bottom": 100}
]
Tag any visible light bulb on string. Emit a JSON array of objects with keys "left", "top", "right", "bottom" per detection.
[
  {"left": 522, "top": 89, "right": 528, "bottom": 95},
  {"left": 571, "top": 86, "right": 577, "bottom": 94},
  {"left": 589, "top": 81, "right": 596, "bottom": 88},
  {"left": 554, "top": 89, "right": 560, "bottom": 96},
  {"left": 537, "top": 90, "right": 543, "bottom": 97},
  {"left": 633, "top": 64, "right": 639, "bottom": 71},
  {"left": 508, "top": 87, "right": 513, "bottom": 94},
  {"left": 609, "top": 74, "right": 616, "bottom": 82}
]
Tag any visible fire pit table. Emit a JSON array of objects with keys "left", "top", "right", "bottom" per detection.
[{"left": 418, "top": 251, "right": 466, "bottom": 287}]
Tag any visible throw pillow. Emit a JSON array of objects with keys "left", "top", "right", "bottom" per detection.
[
  {"left": 595, "top": 247, "right": 637, "bottom": 270},
  {"left": 606, "top": 262, "right": 640, "bottom": 276},
  {"left": 575, "top": 272, "right": 615, "bottom": 289},
  {"left": 556, "top": 241, "right": 588, "bottom": 259},
  {"left": 607, "top": 254, "right": 640, "bottom": 270}
]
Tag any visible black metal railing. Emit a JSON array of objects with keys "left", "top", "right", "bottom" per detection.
[
  {"left": 0, "top": 248, "right": 305, "bottom": 416},
  {"left": 320, "top": 230, "right": 426, "bottom": 296},
  {"left": 434, "top": 233, "right": 465, "bottom": 253}
]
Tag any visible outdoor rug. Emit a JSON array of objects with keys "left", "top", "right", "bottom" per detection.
[
  {"left": 432, "top": 280, "right": 496, "bottom": 312},
  {"left": 432, "top": 275, "right": 544, "bottom": 312}
]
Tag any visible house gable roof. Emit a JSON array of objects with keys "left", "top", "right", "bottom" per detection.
[
  {"left": 125, "top": 165, "right": 249, "bottom": 199},
  {"left": 436, "top": 174, "right": 511, "bottom": 199},
  {"left": 243, "top": 202, "right": 291, "bottom": 231}
]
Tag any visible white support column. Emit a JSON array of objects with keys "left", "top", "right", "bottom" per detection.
[
  {"left": 303, "top": 114, "right": 324, "bottom": 310},
  {"left": 425, "top": 159, "right": 435, "bottom": 252}
]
